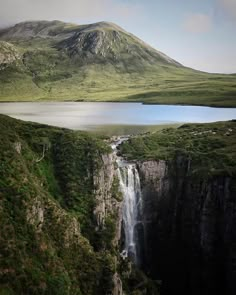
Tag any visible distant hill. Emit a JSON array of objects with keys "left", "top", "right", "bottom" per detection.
[{"left": 0, "top": 20, "right": 235, "bottom": 106}]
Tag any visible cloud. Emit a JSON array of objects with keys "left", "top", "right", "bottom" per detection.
[
  {"left": 217, "top": 0, "right": 236, "bottom": 20},
  {"left": 0, "top": 0, "right": 140, "bottom": 27},
  {"left": 183, "top": 13, "right": 212, "bottom": 33}
]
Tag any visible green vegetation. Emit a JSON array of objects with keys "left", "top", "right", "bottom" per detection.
[
  {"left": 111, "top": 176, "right": 123, "bottom": 202},
  {"left": 93, "top": 215, "right": 117, "bottom": 252},
  {"left": 0, "top": 114, "right": 117, "bottom": 294},
  {"left": 0, "top": 21, "right": 235, "bottom": 106},
  {"left": 120, "top": 121, "right": 236, "bottom": 176}
]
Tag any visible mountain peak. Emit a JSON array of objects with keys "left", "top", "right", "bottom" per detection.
[
  {"left": 0, "top": 19, "right": 182, "bottom": 69},
  {"left": 0, "top": 20, "right": 126, "bottom": 41},
  {"left": 81, "top": 21, "right": 126, "bottom": 32}
]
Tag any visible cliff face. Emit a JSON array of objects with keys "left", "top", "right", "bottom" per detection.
[
  {"left": 94, "top": 153, "right": 122, "bottom": 244},
  {"left": 137, "top": 157, "right": 236, "bottom": 295},
  {"left": 94, "top": 153, "right": 124, "bottom": 295}
]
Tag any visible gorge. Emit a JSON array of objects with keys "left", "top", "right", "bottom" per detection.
[{"left": 0, "top": 114, "right": 236, "bottom": 295}]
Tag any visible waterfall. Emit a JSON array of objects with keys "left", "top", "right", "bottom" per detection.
[
  {"left": 118, "top": 162, "right": 143, "bottom": 266},
  {"left": 111, "top": 137, "right": 144, "bottom": 266}
]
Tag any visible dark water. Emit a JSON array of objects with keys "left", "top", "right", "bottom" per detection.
[{"left": 0, "top": 102, "right": 235, "bottom": 130}]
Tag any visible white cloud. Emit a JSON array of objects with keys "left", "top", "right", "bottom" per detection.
[
  {"left": 0, "top": 0, "right": 140, "bottom": 27},
  {"left": 217, "top": 0, "right": 236, "bottom": 20},
  {"left": 183, "top": 13, "right": 212, "bottom": 33}
]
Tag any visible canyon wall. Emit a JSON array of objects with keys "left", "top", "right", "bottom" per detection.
[{"left": 138, "top": 157, "right": 236, "bottom": 295}]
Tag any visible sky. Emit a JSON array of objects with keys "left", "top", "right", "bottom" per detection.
[{"left": 0, "top": 0, "right": 235, "bottom": 73}]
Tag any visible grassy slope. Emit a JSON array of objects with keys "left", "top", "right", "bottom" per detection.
[
  {"left": 0, "top": 114, "right": 116, "bottom": 294},
  {"left": 0, "top": 23, "right": 235, "bottom": 107},
  {"left": 120, "top": 121, "right": 236, "bottom": 176}
]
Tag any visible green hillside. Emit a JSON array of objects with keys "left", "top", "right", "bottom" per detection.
[
  {"left": 0, "top": 114, "right": 113, "bottom": 294},
  {"left": 0, "top": 20, "right": 235, "bottom": 106}
]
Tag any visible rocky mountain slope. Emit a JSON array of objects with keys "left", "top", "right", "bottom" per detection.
[
  {"left": 0, "top": 41, "right": 21, "bottom": 69},
  {"left": 0, "top": 20, "right": 235, "bottom": 106}
]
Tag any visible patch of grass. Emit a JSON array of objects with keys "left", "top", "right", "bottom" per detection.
[{"left": 89, "top": 124, "right": 181, "bottom": 136}]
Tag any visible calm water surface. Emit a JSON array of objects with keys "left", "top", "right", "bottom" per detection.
[{"left": 0, "top": 102, "right": 235, "bottom": 130}]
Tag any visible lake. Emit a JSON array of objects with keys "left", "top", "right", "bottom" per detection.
[{"left": 0, "top": 102, "right": 236, "bottom": 130}]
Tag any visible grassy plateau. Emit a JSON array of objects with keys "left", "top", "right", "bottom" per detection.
[{"left": 120, "top": 120, "right": 236, "bottom": 176}]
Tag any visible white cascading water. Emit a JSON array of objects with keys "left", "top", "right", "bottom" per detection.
[
  {"left": 118, "top": 162, "right": 143, "bottom": 265},
  {"left": 111, "top": 137, "right": 143, "bottom": 265}
]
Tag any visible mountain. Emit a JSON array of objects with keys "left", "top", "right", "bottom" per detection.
[
  {"left": 0, "top": 21, "right": 181, "bottom": 67},
  {"left": 0, "top": 20, "right": 235, "bottom": 106}
]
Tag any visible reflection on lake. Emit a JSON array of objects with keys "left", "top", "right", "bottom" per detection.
[{"left": 0, "top": 102, "right": 235, "bottom": 130}]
